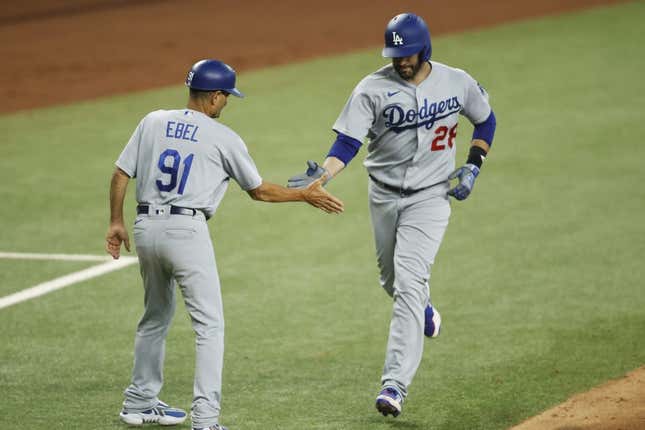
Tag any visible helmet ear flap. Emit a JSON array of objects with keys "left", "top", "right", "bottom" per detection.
[{"left": 422, "top": 44, "right": 432, "bottom": 62}]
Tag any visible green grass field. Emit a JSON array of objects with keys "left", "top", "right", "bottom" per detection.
[{"left": 1, "top": 3, "right": 644, "bottom": 429}]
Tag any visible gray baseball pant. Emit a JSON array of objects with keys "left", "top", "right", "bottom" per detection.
[
  {"left": 368, "top": 180, "right": 450, "bottom": 398},
  {"left": 122, "top": 209, "right": 223, "bottom": 429}
]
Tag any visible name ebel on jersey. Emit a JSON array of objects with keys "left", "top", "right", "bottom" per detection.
[{"left": 383, "top": 96, "right": 461, "bottom": 133}]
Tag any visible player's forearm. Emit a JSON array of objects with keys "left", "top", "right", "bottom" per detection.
[
  {"left": 247, "top": 181, "right": 307, "bottom": 203},
  {"left": 323, "top": 133, "right": 361, "bottom": 180},
  {"left": 322, "top": 156, "right": 346, "bottom": 179},
  {"left": 470, "top": 111, "right": 495, "bottom": 155},
  {"left": 109, "top": 167, "right": 130, "bottom": 223},
  {"left": 471, "top": 139, "right": 490, "bottom": 153},
  {"left": 467, "top": 111, "right": 496, "bottom": 168}
]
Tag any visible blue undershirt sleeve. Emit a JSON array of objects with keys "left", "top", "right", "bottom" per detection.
[
  {"left": 327, "top": 132, "right": 362, "bottom": 165},
  {"left": 472, "top": 110, "right": 496, "bottom": 147}
]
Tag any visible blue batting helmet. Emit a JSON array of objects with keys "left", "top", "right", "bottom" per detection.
[
  {"left": 382, "top": 13, "right": 432, "bottom": 61},
  {"left": 185, "top": 59, "right": 244, "bottom": 98}
]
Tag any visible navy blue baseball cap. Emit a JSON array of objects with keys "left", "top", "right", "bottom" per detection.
[{"left": 185, "top": 59, "right": 244, "bottom": 98}]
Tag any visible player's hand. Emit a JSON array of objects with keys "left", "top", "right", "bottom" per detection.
[
  {"left": 105, "top": 222, "right": 131, "bottom": 259},
  {"left": 303, "top": 174, "right": 344, "bottom": 214},
  {"left": 447, "top": 163, "right": 480, "bottom": 201},
  {"left": 287, "top": 160, "right": 330, "bottom": 188}
]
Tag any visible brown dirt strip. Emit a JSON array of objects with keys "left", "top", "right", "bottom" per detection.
[
  {"left": 0, "top": 0, "right": 626, "bottom": 114},
  {"left": 510, "top": 367, "right": 645, "bottom": 430}
]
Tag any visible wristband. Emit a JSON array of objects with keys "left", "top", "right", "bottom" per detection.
[{"left": 466, "top": 145, "right": 487, "bottom": 168}]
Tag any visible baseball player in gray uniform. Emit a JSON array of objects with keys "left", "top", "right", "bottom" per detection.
[
  {"left": 288, "top": 13, "right": 496, "bottom": 417},
  {"left": 106, "top": 59, "right": 344, "bottom": 430}
]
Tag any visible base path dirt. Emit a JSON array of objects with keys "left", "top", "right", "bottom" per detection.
[
  {"left": 0, "top": 0, "right": 627, "bottom": 113},
  {"left": 510, "top": 367, "right": 645, "bottom": 430}
]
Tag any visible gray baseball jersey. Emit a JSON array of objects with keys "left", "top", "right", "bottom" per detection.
[
  {"left": 333, "top": 61, "right": 491, "bottom": 190},
  {"left": 117, "top": 108, "right": 263, "bottom": 218},
  {"left": 117, "top": 108, "right": 262, "bottom": 428},
  {"left": 332, "top": 61, "right": 493, "bottom": 399}
]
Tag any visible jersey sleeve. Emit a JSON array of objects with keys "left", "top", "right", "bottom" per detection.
[
  {"left": 115, "top": 116, "right": 145, "bottom": 177},
  {"left": 332, "top": 83, "right": 375, "bottom": 142},
  {"left": 460, "top": 71, "right": 492, "bottom": 125},
  {"left": 221, "top": 136, "right": 263, "bottom": 191}
]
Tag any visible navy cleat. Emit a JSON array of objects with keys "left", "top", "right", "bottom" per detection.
[
  {"left": 375, "top": 386, "right": 403, "bottom": 417},
  {"left": 119, "top": 400, "right": 187, "bottom": 426},
  {"left": 424, "top": 305, "right": 442, "bottom": 338}
]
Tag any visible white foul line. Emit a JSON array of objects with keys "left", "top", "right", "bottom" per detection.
[
  {"left": 0, "top": 252, "right": 113, "bottom": 262},
  {"left": 0, "top": 255, "right": 138, "bottom": 310}
]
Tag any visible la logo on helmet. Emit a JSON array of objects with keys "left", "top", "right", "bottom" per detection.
[{"left": 392, "top": 32, "right": 404, "bottom": 46}]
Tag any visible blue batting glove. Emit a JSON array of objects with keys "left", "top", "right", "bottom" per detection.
[
  {"left": 447, "top": 163, "right": 480, "bottom": 201},
  {"left": 287, "top": 160, "right": 330, "bottom": 188}
]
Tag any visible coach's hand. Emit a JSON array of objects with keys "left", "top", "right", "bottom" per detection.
[
  {"left": 447, "top": 163, "right": 480, "bottom": 201},
  {"left": 303, "top": 174, "right": 344, "bottom": 214},
  {"left": 287, "top": 160, "right": 330, "bottom": 188},
  {"left": 105, "top": 222, "right": 131, "bottom": 259}
]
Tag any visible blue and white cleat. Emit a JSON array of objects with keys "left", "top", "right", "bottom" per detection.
[
  {"left": 375, "top": 386, "right": 404, "bottom": 417},
  {"left": 424, "top": 305, "right": 442, "bottom": 338},
  {"left": 119, "top": 400, "right": 187, "bottom": 426}
]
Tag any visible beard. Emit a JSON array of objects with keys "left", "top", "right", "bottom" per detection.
[{"left": 394, "top": 58, "right": 423, "bottom": 81}]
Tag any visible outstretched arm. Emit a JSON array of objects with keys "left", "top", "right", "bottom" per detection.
[
  {"left": 248, "top": 176, "right": 344, "bottom": 214},
  {"left": 287, "top": 133, "right": 362, "bottom": 188},
  {"left": 105, "top": 167, "right": 131, "bottom": 259}
]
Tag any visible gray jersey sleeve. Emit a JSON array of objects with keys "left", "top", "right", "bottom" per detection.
[
  {"left": 460, "top": 70, "right": 492, "bottom": 124},
  {"left": 221, "top": 136, "right": 263, "bottom": 191},
  {"left": 116, "top": 117, "right": 146, "bottom": 177},
  {"left": 332, "top": 82, "right": 375, "bottom": 142}
]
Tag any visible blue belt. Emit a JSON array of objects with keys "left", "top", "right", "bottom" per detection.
[{"left": 136, "top": 205, "right": 198, "bottom": 216}]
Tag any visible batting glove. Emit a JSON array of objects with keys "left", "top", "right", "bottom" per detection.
[
  {"left": 447, "top": 163, "right": 480, "bottom": 201},
  {"left": 287, "top": 160, "right": 330, "bottom": 188}
]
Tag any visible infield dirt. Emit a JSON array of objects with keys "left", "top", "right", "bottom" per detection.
[
  {"left": 0, "top": 0, "right": 627, "bottom": 113},
  {"left": 511, "top": 366, "right": 645, "bottom": 430},
  {"left": 2, "top": 1, "right": 641, "bottom": 429}
]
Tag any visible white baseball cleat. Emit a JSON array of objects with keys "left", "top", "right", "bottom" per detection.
[
  {"left": 424, "top": 305, "right": 442, "bottom": 338},
  {"left": 119, "top": 400, "right": 187, "bottom": 426}
]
